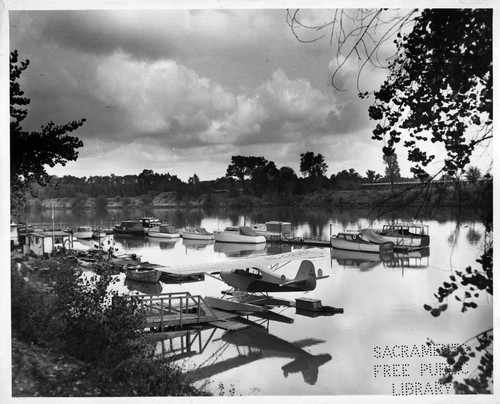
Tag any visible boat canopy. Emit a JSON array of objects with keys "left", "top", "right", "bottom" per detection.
[
  {"left": 361, "top": 229, "right": 392, "bottom": 244},
  {"left": 239, "top": 226, "right": 262, "bottom": 237},
  {"left": 195, "top": 227, "right": 211, "bottom": 234},
  {"left": 159, "top": 225, "right": 177, "bottom": 233}
]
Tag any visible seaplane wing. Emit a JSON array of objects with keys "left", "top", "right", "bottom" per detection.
[{"left": 153, "top": 247, "right": 327, "bottom": 279}]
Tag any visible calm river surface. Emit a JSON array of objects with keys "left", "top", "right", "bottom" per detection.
[{"left": 24, "top": 206, "right": 492, "bottom": 396}]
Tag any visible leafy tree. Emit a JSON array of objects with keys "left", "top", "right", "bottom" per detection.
[
  {"left": 277, "top": 166, "right": 298, "bottom": 195},
  {"left": 188, "top": 173, "right": 200, "bottom": 186},
  {"left": 251, "top": 161, "right": 280, "bottom": 197},
  {"left": 225, "top": 155, "right": 268, "bottom": 192},
  {"left": 465, "top": 166, "right": 482, "bottom": 184},
  {"left": 368, "top": 9, "right": 492, "bottom": 180},
  {"left": 383, "top": 152, "right": 401, "bottom": 191},
  {"left": 10, "top": 50, "right": 86, "bottom": 217},
  {"left": 365, "top": 170, "right": 382, "bottom": 183},
  {"left": 288, "top": 9, "right": 492, "bottom": 180},
  {"left": 331, "top": 168, "right": 362, "bottom": 190},
  {"left": 299, "top": 151, "right": 328, "bottom": 178}
]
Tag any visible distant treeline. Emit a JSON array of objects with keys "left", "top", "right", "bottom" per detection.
[{"left": 31, "top": 167, "right": 417, "bottom": 202}]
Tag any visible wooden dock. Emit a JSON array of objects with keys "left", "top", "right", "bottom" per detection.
[{"left": 135, "top": 292, "right": 250, "bottom": 332}]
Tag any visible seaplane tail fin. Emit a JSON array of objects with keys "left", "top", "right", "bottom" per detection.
[{"left": 280, "top": 260, "right": 317, "bottom": 290}]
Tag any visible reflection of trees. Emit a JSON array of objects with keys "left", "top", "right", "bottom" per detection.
[{"left": 466, "top": 227, "right": 482, "bottom": 245}]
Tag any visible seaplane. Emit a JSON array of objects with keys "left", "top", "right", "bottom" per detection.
[{"left": 153, "top": 247, "right": 330, "bottom": 313}]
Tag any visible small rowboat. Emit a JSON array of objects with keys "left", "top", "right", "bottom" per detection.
[{"left": 124, "top": 263, "right": 162, "bottom": 283}]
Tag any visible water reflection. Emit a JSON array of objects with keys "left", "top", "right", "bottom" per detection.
[
  {"left": 384, "top": 248, "right": 430, "bottom": 269},
  {"left": 178, "top": 319, "right": 332, "bottom": 386},
  {"left": 182, "top": 239, "right": 213, "bottom": 251},
  {"left": 330, "top": 247, "right": 431, "bottom": 273},
  {"left": 213, "top": 242, "right": 266, "bottom": 257},
  {"left": 125, "top": 278, "right": 163, "bottom": 295},
  {"left": 145, "top": 237, "right": 179, "bottom": 250},
  {"left": 330, "top": 249, "right": 393, "bottom": 271}
]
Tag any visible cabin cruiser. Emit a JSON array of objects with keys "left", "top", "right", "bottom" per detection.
[
  {"left": 250, "top": 221, "right": 292, "bottom": 240},
  {"left": 330, "top": 229, "right": 394, "bottom": 253},
  {"left": 113, "top": 217, "right": 161, "bottom": 234},
  {"left": 214, "top": 226, "right": 267, "bottom": 244},
  {"left": 374, "top": 222, "right": 429, "bottom": 250},
  {"left": 148, "top": 224, "right": 180, "bottom": 239},
  {"left": 180, "top": 227, "right": 214, "bottom": 240}
]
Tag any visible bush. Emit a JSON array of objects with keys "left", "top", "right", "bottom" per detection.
[
  {"left": 12, "top": 258, "right": 144, "bottom": 367},
  {"left": 11, "top": 264, "right": 63, "bottom": 344},
  {"left": 110, "top": 356, "right": 209, "bottom": 396}
]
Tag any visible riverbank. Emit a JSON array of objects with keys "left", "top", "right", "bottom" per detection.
[
  {"left": 27, "top": 182, "right": 490, "bottom": 211},
  {"left": 10, "top": 255, "right": 211, "bottom": 397}
]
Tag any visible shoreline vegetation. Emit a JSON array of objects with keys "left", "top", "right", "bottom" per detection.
[
  {"left": 11, "top": 256, "right": 211, "bottom": 397},
  {"left": 27, "top": 182, "right": 491, "bottom": 212}
]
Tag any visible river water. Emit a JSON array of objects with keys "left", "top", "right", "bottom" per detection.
[{"left": 23, "top": 206, "right": 492, "bottom": 397}]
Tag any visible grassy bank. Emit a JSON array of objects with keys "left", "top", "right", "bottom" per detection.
[{"left": 11, "top": 256, "right": 210, "bottom": 397}]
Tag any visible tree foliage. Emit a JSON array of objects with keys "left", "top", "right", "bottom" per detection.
[
  {"left": 383, "top": 152, "right": 401, "bottom": 191},
  {"left": 225, "top": 155, "right": 268, "bottom": 191},
  {"left": 299, "top": 151, "right": 328, "bottom": 178},
  {"left": 424, "top": 245, "right": 493, "bottom": 393},
  {"left": 368, "top": 9, "right": 492, "bottom": 179},
  {"left": 10, "top": 50, "right": 86, "bottom": 217},
  {"left": 287, "top": 9, "right": 492, "bottom": 181}
]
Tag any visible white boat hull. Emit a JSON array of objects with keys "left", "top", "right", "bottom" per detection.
[
  {"left": 181, "top": 229, "right": 214, "bottom": 240},
  {"left": 74, "top": 231, "right": 93, "bottom": 239},
  {"left": 330, "top": 238, "right": 383, "bottom": 253},
  {"left": 214, "top": 232, "right": 266, "bottom": 244},
  {"left": 148, "top": 231, "right": 180, "bottom": 239}
]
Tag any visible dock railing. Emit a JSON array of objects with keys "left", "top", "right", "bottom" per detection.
[{"left": 135, "top": 292, "right": 218, "bottom": 329}]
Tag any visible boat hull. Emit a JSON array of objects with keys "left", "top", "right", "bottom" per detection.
[
  {"left": 181, "top": 228, "right": 214, "bottom": 240},
  {"left": 377, "top": 234, "right": 429, "bottom": 250},
  {"left": 125, "top": 268, "right": 161, "bottom": 283},
  {"left": 214, "top": 232, "right": 266, "bottom": 244},
  {"left": 330, "top": 238, "right": 387, "bottom": 253},
  {"left": 148, "top": 231, "right": 180, "bottom": 239},
  {"left": 331, "top": 229, "right": 394, "bottom": 253}
]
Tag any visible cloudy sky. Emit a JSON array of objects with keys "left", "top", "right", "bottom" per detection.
[{"left": 7, "top": 3, "right": 493, "bottom": 182}]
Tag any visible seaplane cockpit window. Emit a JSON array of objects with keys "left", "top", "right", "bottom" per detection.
[
  {"left": 233, "top": 268, "right": 262, "bottom": 279},
  {"left": 248, "top": 268, "right": 262, "bottom": 279}
]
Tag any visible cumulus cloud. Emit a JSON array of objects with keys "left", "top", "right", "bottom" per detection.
[{"left": 8, "top": 8, "right": 412, "bottom": 180}]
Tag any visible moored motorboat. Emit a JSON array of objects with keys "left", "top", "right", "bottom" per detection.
[
  {"left": 250, "top": 221, "right": 292, "bottom": 240},
  {"left": 374, "top": 222, "right": 430, "bottom": 250},
  {"left": 148, "top": 224, "right": 180, "bottom": 238},
  {"left": 213, "top": 226, "right": 267, "bottom": 244},
  {"left": 124, "top": 263, "right": 162, "bottom": 283},
  {"left": 74, "top": 226, "right": 93, "bottom": 239},
  {"left": 330, "top": 229, "right": 394, "bottom": 253},
  {"left": 180, "top": 227, "right": 214, "bottom": 240},
  {"left": 113, "top": 217, "right": 161, "bottom": 234}
]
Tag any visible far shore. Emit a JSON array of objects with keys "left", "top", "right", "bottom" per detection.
[{"left": 26, "top": 183, "right": 488, "bottom": 212}]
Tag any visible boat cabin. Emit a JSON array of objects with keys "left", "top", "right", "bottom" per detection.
[
  {"left": 23, "top": 231, "right": 73, "bottom": 256},
  {"left": 334, "top": 231, "right": 361, "bottom": 241},
  {"left": 382, "top": 222, "right": 429, "bottom": 236},
  {"left": 140, "top": 217, "right": 161, "bottom": 228}
]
